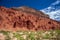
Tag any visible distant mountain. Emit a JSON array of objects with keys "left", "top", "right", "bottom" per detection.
[{"left": 0, "top": 6, "right": 60, "bottom": 31}]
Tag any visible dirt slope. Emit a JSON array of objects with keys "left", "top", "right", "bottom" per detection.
[{"left": 0, "top": 6, "right": 60, "bottom": 31}]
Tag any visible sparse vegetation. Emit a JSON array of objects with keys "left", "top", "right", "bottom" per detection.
[{"left": 0, "top": 30, "right": 60, "bottom": 40}]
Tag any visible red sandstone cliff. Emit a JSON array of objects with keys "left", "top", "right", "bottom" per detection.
[{"left": 0, "top": 6, "right": 60, "bottom": 31}]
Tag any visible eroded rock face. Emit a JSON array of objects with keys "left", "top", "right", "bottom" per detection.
[{"left": 0, "top": 6, "right": 60, "bottom": 31}]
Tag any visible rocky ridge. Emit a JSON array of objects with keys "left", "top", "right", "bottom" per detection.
[{"left": 0, "top": 6, "right": 60, "bottom": 31}]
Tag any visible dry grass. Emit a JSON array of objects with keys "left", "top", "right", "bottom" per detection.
[{"left": 0, "top": 30, "right": 60, "bottom": 40}]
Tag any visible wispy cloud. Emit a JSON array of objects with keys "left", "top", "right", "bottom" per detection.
[
  {"left": 41, "top": 0, "right": 60, "bottom": 21},
  {"left": 51, "top": 0, "right": 60, "bottom": 5}
]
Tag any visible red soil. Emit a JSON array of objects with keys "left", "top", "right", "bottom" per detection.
[{"left": 0, "top": 6, "right": 60, "bottom": 31}]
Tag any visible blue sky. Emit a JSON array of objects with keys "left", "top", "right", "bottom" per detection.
[
  {"left": 41, "top": 0, "right": 60, "bottom": 21},
  {"left": 0, "top": 0, "right": 56, "bottom": 10},
  {"left": 0, "top": 0, "right": 60, "bottom": 21}
]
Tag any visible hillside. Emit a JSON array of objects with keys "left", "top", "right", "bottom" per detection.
[{"left": 0, "top": 6, "right": 60, "bottom": 31}]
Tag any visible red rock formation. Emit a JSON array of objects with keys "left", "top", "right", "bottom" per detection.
[{"left": 0, "top": 6, "right": 60, "bottom": 31}]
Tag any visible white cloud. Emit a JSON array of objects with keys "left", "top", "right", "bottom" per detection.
[
  {"left": 41, "top": 9, "right": 60, "bottom": 21},
  {"left": 40, "top": 0, "right": 60, "bottom": 21},
  {"left": 51, "top": 0, "right": 60, "bottom": 5}
]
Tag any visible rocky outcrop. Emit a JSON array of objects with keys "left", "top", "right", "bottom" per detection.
[{"left": 0, "top": 6, "right": 60, "bottom": 31}]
